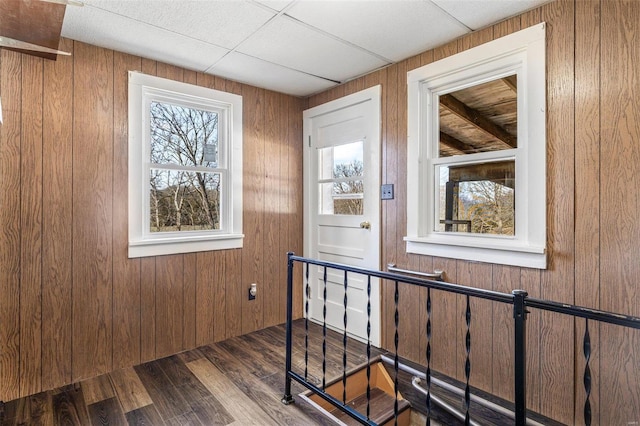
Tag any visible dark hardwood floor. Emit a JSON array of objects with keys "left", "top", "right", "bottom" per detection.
[
  {"left": 1, "top": 320, "right": 559, "bottom": 425},
  {"left": 1, "top": 321, "right": 372, "bottom": 425}
]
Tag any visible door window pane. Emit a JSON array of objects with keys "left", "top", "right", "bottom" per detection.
[{"left": 318, "top": 141, "right": 364, "bottom": 215}]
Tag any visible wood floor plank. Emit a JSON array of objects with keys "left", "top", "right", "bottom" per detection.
[
  {"left": 155, "top": 356, "right": 210, "bottom": 402},
  {"left": 186, "top": 358, "right": 277, "bottom": 426},
  {"left": 164, "top": 411, "right": 202, "bottom": 426},
  {"left": 81, "top": 375, "right": 115, "bottom": 406},
  {"left": 108, "top": 368, "right": 153, "bottom": 413},
  {"left": 52, "top": 387, "right": 91, "bottom": 425},
  {"left": 125, "top": 404, "right": 165, "bottom": 426},
  {"left": 87, "top": 397, "right": 127, "bottom": 426},
  {"left": 188, "top": 396, "right": 234, "bottom": 426},
  {"left": 199, "top": 343, "right": 326, "bottom": 425},
  {"left": 133, "top": 362, "right": 191, "bottom": 421}
]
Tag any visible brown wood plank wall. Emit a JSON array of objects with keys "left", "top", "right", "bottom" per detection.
[
  {"left": 2, "top": 1, "right": 640, "bottom": 424},
  {"left": 0, "top": 39, "right": 303, "bottom": 402},
  {"left": 309, "top": 0, "right": 639, "bottom": 424}
]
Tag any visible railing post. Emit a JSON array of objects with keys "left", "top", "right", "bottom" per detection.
[
  {"left": 282, "top": 252, "right": 295, "bottom": 405},
  {"left": 512, "top": 290, "right": 528, "bottom": 426}
]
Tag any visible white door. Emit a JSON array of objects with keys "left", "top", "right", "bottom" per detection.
[{"left": 303, "top": 86, "right": 381, "bottom": 347}]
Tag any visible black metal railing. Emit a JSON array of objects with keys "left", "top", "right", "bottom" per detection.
[{"left": 281, "top": 253, "right": 640, "bottom": 425}]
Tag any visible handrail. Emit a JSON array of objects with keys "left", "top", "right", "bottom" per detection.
[
  {"left": 386, "top": 263, "right": 443, "bottom": 280},
  {"left": 288, "top": 254, "right": 514, "bottom": 304}
]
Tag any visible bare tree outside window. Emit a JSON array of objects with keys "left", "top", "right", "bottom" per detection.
[
  {"left": 149, "top": 101, "right": 222, "bottom": 232},
  {"left": 332, "top": 160, "right": 364, "bottom": 215},
  {"left": 458, "top": 180, "right": 514, "bottom": 235}
]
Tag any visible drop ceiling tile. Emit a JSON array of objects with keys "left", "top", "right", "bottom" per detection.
[
  {"left": 82, "top": 0, "right": 276, "bottom": 49},
  {"left": 253, "top": 0, "right": 295, "bottom": 12},
  {"left": 431, "top": 0, "right": 550, "bottom": 30},
  {"left": 208, "top": 52, "right": 337, "bottom": 97},
  {"left": 286, "top": 0, "right": 469, "bottom": 62},
  {"left": 237, "top": 15, "right": 389, "bottom": 82},
  {"left": 62, "top": 5, "right": 229, "bottom": 72}
]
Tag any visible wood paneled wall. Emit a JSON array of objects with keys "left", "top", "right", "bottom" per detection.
[
  {"left": 0, "top": 38, "right": 303, "bottom": 402},
  {"left": 2, "top": 1, "right": 640, "bottom": 424},
  {"left": 309, "top": 0, "right": 638, "bottom": 424}
]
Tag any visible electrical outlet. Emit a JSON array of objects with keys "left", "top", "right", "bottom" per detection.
[
  {"left": 248, "top": 283, "right": 257, "bottom": 300},
  {"left": 381, "top": 184, "right": 394, "bottom": 200}
]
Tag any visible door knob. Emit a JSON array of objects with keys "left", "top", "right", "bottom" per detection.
[{"left": 360, "top": 221, "right": 371, "bottom": 229}]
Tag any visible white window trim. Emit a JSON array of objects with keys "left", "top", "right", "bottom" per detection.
[
  {"left": 128, "top": 71, "right": 243, "bottom": 258},
  {"left": 406, "top": 23, "right": 546, "bottom": 269}
]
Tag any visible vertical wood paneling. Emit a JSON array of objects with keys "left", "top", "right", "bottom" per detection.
[
  {"left": 211, "top": 252, "right": 227, "bottom": 342},
  {"left": 0, "top": 49, "right": 22, "bottom": 401},
  {"left": 242, "top": 85, "right": 265, "bottom": 334},
  {"left": 574, "top": 0, "right": 601, "bottom": 423},
  {"left": 112, "top": 51, "right": 142, "bottom": 370},
  {"left": 154, "top": 255, "right": 184, "bottom": 358},
  {"left": 277, "top": 95, "right": 290, "bottom": 324},
  {"left": 457, "top": 262, "right": 493, "bottom": 391},
  {"left": 431, "top": 257, "right": 458, "bottom": 380},
  {"left": 71, "top": 41, "right": 114, "bottom": 382},
  {"left": 290, "top": 96, "right": 305, "bottom": 320},
  {"left": 140, "top": 257, "right": 156, "bottom": 363},
  {"left": 382, "top": 63, "right": 398, "bottom": 349},
  {"left": 600, "top": 0, "right": 640, "bottom": 423},
  {"left": 0, "top": 38, "right": 304, "bottom": 402},
  {"left": 538, "top": 2, "right": 576, "bottom": 423},
  {"left": 225, "top": 249, "right": 243, "bottom": 338},
  {"left": 521, "top": 268, "right": 542, "bottom": 413},
  {"left": 42, "top": 38, "right": 73, "bottom": 391},
  {"left": 182, "top": 253, "right": 197, "bottom": 349},
  {"left": 19, "top": 53, "right": 44, "bottom": 397},
  {"left": 263, "top": 91, "right": 280, "bottom": 328},
  {"left": 195, "top": 251, "right": 216, "bottom": 346},
  {"left": 491, "top": 265, "right": 520, "bottom": 400}
]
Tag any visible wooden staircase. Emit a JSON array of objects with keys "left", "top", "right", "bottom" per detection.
[{"left": 301, "top": 358, "right": 412, "bottom": 425}]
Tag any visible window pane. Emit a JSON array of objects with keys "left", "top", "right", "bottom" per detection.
[
  {"left": 319, "top": 180, "right": 364, "bottom": 215},
  {"left": 150, "top": 101, "right": 219, "bottom": 167},
  {"left": 150, "top": 169, "right": 221, "bottom": 232},
  {"left": 439, "top": 76, "right": 517, "bottom": 157},
  {"left": 319, "top": 141, "right": 364, "bottom": 180},
  {"left": 437, "top": 161, "right": 514, "bottom": 235}
]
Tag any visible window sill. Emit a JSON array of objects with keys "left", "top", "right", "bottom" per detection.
[
  {"left": 128, "top": 233, "right": 244, "bottom": 258},
  {"left": 405, "top": 236, "right": 546, "bottom": 269}
]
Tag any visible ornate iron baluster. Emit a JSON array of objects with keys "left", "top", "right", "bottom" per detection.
[
  {"left": 426, "top": 287, "right": 432, "bottom": 426},
  {"left": 366, "top": 275, "right": 372, "bottom": 420},
  {"left": 584, "top": 319, "right": 592, "bottom": 426},
  {"left": 304, "top": 262, "right": 310, "bottom": 382},
  {"left": 464, "top": 295, "right": 471, "bottom": 425},
  {"left": 394, "top": 279, "right": 400, "bottom": 425},
  {"left": 343, "top": 270, "right": 349, "bottom": 404},
  {"left": 322, "top": 265, "right": 327, "bottom": 390}
]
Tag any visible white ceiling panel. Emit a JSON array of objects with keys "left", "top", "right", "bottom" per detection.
[
  {"left": 62, "top": 5, "right": 229, "bottom": 72},
  {"left": 54, "top": 0, "right": 553, "bottom": 97},
  {"left": 253, "top": 0, "right": 295, "bottom": 12},
  {"left": 237, "top": 15, "right": 389, "bottom": 82},
  {"left": 82, "top": 0, "right": 276, "bottom": 49},
  {"left": 286, "top": 0, "right": 469, "bottom": 62},
  {"left": 431, "top": 0, "right": 549, "bottom": 30},
  {"left": 208, "top": 52, "right": 337, "bottom": 96}
]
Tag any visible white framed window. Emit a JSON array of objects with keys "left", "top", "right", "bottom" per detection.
[
  {"left": 406, "top": 23, "right": 546, "bottom": 269},
  {"left": 128, "top": 72, "right": 243, "bottom": 258}
]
